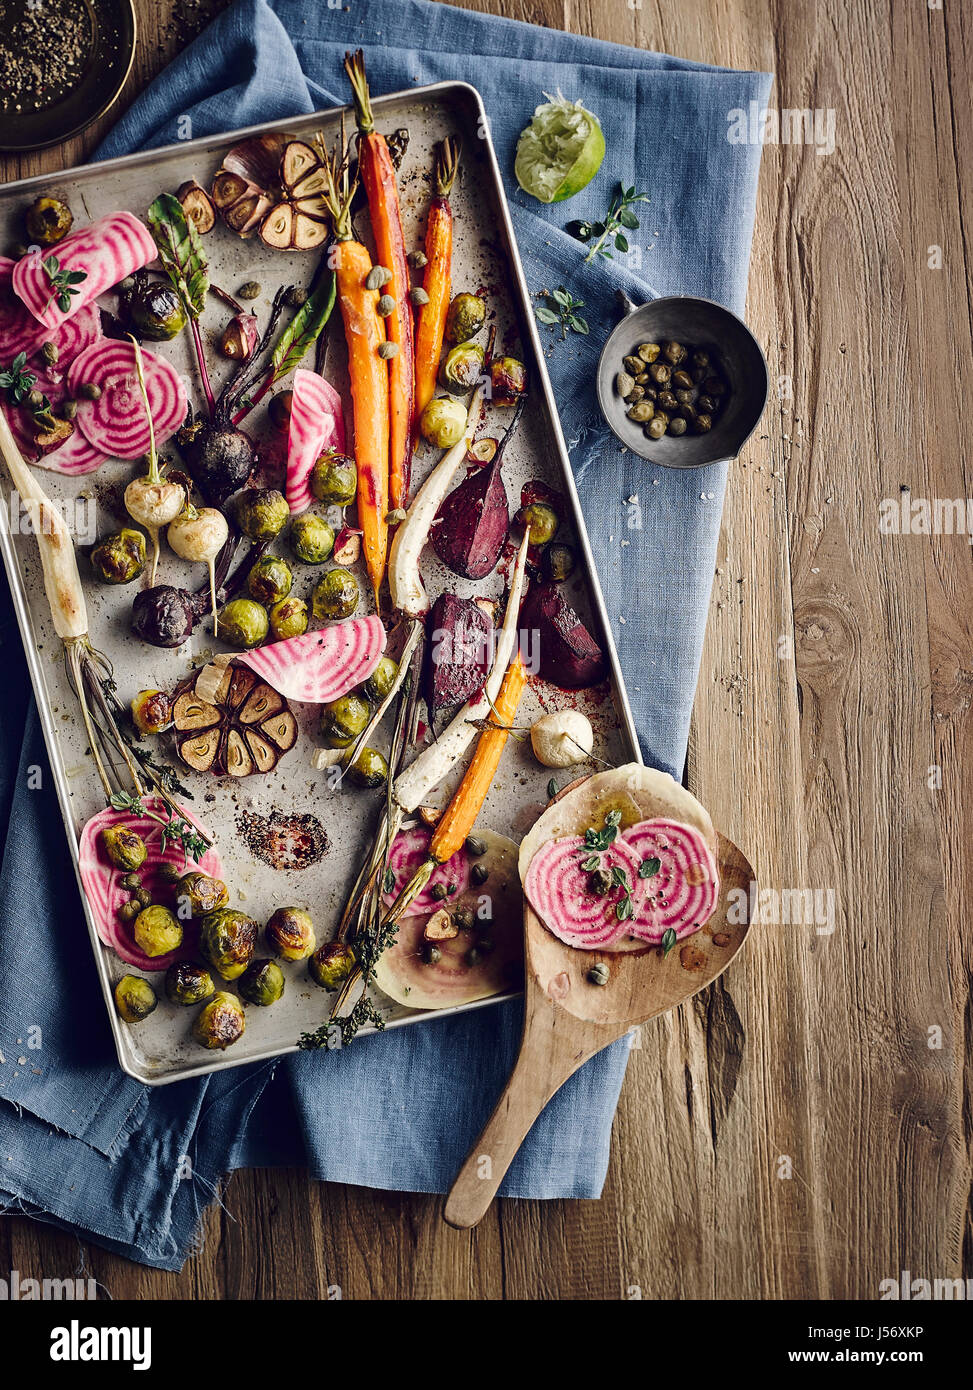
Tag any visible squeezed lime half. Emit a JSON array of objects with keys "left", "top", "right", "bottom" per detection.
[{"left": 515, "top": 92, "right": 606, "bottom": 204}]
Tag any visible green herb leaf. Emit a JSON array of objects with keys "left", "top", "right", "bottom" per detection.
[
  {"left": 383, "top": 867, "right": 395, "bottom": 893},
  {"left": 535, "top": 305, "right": 559, "bottom": 325},
  {"left": 618, "top": 209, "right": 640, "bottom": 230},
  {"left": 614, "top": 233, "right": 629, "bottom": 253},
  {"left": 582, "top": 854, "right": 601, "bottom": 872},
  {"left": 147, "top": 192, "right": 209, "bottom": 320},
  {"left": 271, "top": 264, "right": 337, "bottom": 381},
  {"left": 605, "top": 810, "right": 622, "bottom": 828},
  {"left": 569, "top": 315, "right": 589, "bottom": 334},
  {"left": 551, "top": 287, "right": 572, "bottom": 307},
  {"left": 616, "top": 896, "right": 635, "bottom": 921},
  {"left": 638, "top": 857, "right": 661, "bottom": 879},
  {"left": 661, "top": 928, "right": 677, "bottom": 957},
  {"left": 546, "top": 777, "right": 559, "bottom": 800},
  {"left": 610, "top": 865, "right": 627, "bottom": 887}
]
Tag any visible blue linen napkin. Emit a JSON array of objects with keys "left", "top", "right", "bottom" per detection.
[{"left": 0, "top": 0, "right": 770, "bottom": 1268}]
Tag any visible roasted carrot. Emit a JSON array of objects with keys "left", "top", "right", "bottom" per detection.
[
  {"left": 413, "top": 137, "right": 460, "bottom": 431},
  {"left": 345, "top": 50, "right": 415, "bottom": 511},
  {"left": 430, "top": 652, "right": 527, "bottom": 864},
  {"left": 319, "top": 132, "right": 390, "bottom": 606}
]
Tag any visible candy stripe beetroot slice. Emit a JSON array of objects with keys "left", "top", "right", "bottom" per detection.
[
  {"left": 285, "top": 367, "right": 345, "bottom": 513},
  {"left": 623, "top": 818, "right": 720, "bottom": 945},
  {"left": 0, "top": 259, "right": 48, "bottom": 360},
  {"left": 238, "top": 614, "right": 386, "bottom": 703},
  {"left": 383, "top": 824, "right": 472, "bottom": 916},
  {"left": 68, "top": 340, "right": 187, "bottom": 459},
  {"left": 34, "top": 428, "right": 110, "bottom": 476},
  {"left": 12, "top": 212, "right": 156, "bottom": 329},
  {"left": 78, "top": 797, "right": 223, "bottom": 972},
  {"left": 523, "top": 835, "right": 642, "bottom": 949}
]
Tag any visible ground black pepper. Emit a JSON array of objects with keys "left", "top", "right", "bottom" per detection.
[{"left": 0, "top": 0, "right": 93, "bottom": 113}]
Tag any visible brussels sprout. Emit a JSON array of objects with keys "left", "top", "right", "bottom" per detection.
[
  {"left": 308, "top": 941, "right": 356, "bottom": 990},
  {"left": 445, "top": 292, "right": 486, "bottom": 344},
  {"left": 269, "top": 595, "right": 309, "bottom": 641},
  {"left": 490, "top": 356, "right": 528, "bottom": 406},
  {"left": 133, "top": 905, "right": 183, "bottom": 958},
  {"left": 440, "top": 341, "right": 484, "bottom": 393},
  {"left": 130, "top": 688, "right": 172, "bottom": 736},
  {"left": 192, "top": 991, "right": 246, "bottom": 1050},
  {"left": 247, "top": 555, "right": 293, "bottom": 607},
  {"left": 219, "top": 598, "right": 269, "bottom": 649},
  {"left": 419, "top": 396, "right": 467, "bottom": 449},
  {"left": 268, "top": 391, "right": 293, "bottom": 433},
  {"left": 239, "top": 958, "right": 285, "bottom": 1006},
  {"left": 542, "top": 542, "right": 576, "bottom": 582},
  {"left": 320, "top": 693, "right": 370, "bottom": 748},
  {"left": 515, "top": 501, "right": 558, "bottom": 547},
  {"left": 128, "top": 281, "right": 188, "bottom": 342},
  {"left": 290, "top": 514, "right": 335, "bottom": 565},
  {"left": 310, "top": 450, "right": 357, "bottom": 507},
  {"left": 24, "top": 196, "right": 73, "bottom": 246},
  {"left": 312, "top": 568, "right": 360, "bottom": 621},
  {"left": 265, "top": 906, "right": 316, "bottom": 961},
  {"left": 236, "top": 488, "right": 289, "bottom": 541},
  {"left": 347, "top": 746, "right": 389, "bottom": 790},
  {"left": 200, "top": 907, "right": 258, "bottom": 980},
  {"left": 175, "top": 871, "right": 229, "bottom": 919},
  {"left": 100, "top": 825, "right": 148, "bottom": 871},
  {"left": 114, "top": 975, "right": 157, "bottom": 1023},
  {"left": 164, "top": 959, "right": 216, "bottom": 1006},
  {"left": 91, "top": 528, "right": 146, "bottom": 585},
  {"left": 362, "top": 655, "right": 398, "bottom": 703}
]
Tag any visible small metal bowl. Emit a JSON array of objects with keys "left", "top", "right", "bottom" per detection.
[{"left": 595, "top": 292, "right": 768, "bottom": 469}]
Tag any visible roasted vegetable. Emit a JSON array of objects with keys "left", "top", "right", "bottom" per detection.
[
  {"left": 310, "top": 450, "right": 357, "bottom": 507},
  {"left": 127, "top": 278, "right": 188, "bottom": 342},
  {"left": 175, "top": 871, "right": 229, "bottom": 918},
  {"left": 164, "top": 959, "right": 216, "bottom": 1006},
  {"left": 171, "top": 662, "right": 298, "bottom": 777},
  {"left": 24, "top": 196, "right": 73, "bottom": 246},
  {"left": 219, "top": 312, "right": 259, "bottom": 361},
  {"left": 91, "top": 528, "right": 146, "bottom": 585},
  {"left": 431, "top": 394, "right": 525, "bottom": 580},
  {"left": 423, "top": 593, "right": 491, "bottom": 715},
  {"left": 490, "top": 356, "right": 527, "bottom": 405},
  {"left": 518, "top": 581, "right": 606, "bottom": 689},
  {"left": 247, "top": 555, "right": 293, "bottom": 606},
  {"left": 200, "top": 907, "right": 258, "bottom": 981},
  {"left": 236, "top": 488, "right": 290, "bottom": 541},
  {"left": 211, "top": 133, "right": 330, "bottom": 250},
  {"left": 312, "top": 568, "right": 359, "bottom": 621},
  {"left": 419, "top": 395, "right": 466, "bottom": 448},
  {"left": 446, "top": 292, "right": 486, "bottom": 344},
  {"left": 515, "top": 500, "right": 558, "bottom": 547},
  {"left": 414, "top": 138, "right": 460, "bottom": 429},
  {"left": 440, "top": 341, "right": 484, "bottom": 393},
  {"left": 265, "top": 906, "right": 316, "bottom": 961},
  {"left": 218, "top": 597, "right": 269, "bottom": 649},
  {"left": 114, "top": 975, "right": 157, "bottom": 1023},
  {"left": 269, "top": 595, "right": 309, "bottom": 640},
  {"left": 239, "top": 958, "right": 285, "bottom": 1006},
  {"left": 362, "top": 655, "right": 398, "bottom": 703},
  {"left": 193, "top": 991, "right": 246, "bottom": 1049},
  {"left": 100, "top": 825, "right": 147, "bottom": 871},
  {"left": 347, "top": 746, "right": 388, "bottom": 789},
  {"left": 290, "top": 514, "right": 334, "bottom": 565},
  {"left": 177, "top": 181, "right": 216, "bottom": 235},
  {"left": 320, "top": 693, "right": 370, "bottom": 748},
  {"left": 308, "top": 940, "right": 356, "bottom": 990},
  {"left": 133, "top": 905, "right": 183, "bottom": 958},
  {"left": 542, "top": 542, "right": 576, "bottom": 582},
  {"left": 130, "top": 688, "right": 173, "bottom": 736},
  {"left": 530, "top": 709, "right": 594, "bottom": 767}
]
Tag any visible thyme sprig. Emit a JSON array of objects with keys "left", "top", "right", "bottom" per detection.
[
  {"left": 108, "top": 790, "right": 208, "bottom": 865},
  {"left": 573, "top": 184, "right": 650, "bottom": 264},
  {"left": 535, "top": 286, "right": 588, "bottom": 340},
  {"left": 0, "top": 352, "right": 36, "bottom": 403}
]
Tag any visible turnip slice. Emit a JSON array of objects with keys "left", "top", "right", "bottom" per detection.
[
  {"left": 237, "top": 614, "right": 386, "bottom": 703},
  {"left": 374, "top": 829, "right": 523, "bottom": 1009},
  {"left": 68, "top": 340, "right": 188, "bottom": 459},
  {"left": 12, "top": 211, "right": 156, "bottom": 328},
  {"left": 285, "top": 367, "right": 345, "bottom": 513},
  {"left": 523, "top": 835, "right": 642, "bottom": 950},
  {"left": 620, "top": 818, "right": 720, "bottom": 945},
  {"left": 78, "top": 796, "right": 223, "bottom": 972},
  {"left": 383, "top": 824, "right": 471, "bottom": 916}
]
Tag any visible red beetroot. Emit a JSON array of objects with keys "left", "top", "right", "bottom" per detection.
[
  {"left": 520, "top": 580, "right": 606, "bottom": 689},
  {"left": 423, "top": 592, "right": 492, "bottom": 715}
]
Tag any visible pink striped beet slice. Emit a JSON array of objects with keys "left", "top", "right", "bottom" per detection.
[
  {"left": 12, "top": 212, "right": 156, "bottom": 329},
  {"left": 238, "top": 615, "right": 386, "bottom": 703},
  {"left": 285, "top": 367, "right": 345, "bottom": 514}
]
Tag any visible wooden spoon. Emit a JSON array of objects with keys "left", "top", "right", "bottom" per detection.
[{"left": 443, "top": 788, "right": 754, "bottom": 1229}]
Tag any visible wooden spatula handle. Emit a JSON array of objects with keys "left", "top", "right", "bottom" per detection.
[{"left": 443, "top": 998, "right": 604, "bottom": 1229}]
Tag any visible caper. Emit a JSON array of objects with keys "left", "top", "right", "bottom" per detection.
[
  {"left": 238, "top": 281, "right": 262, "bottom": 300},
  {"left": 634, "top": 372, "right": 650, "bottom": 386},
  {"left": 376, "top": 294, "right": 395, "bottom": 317},
  {"left": 645, "top": 417, "right": 667, "bottom": 440},
  {"left": 423, "top": 944, "right": 442, "bottom": 965},
  {"left": 27, "top": 389, "right": 44, "bottom": 410},
  {"left": 657, "top": 391, "right": 678, "bottom": 411},
  {"left": 691, "top": 364, "right": 708, "bottom": 384},
  {"left": 626, "top": 401, "right": 653, "bottom": 423},
  {"left": 410, "top": 287, "right": 429, "bottom": 306},
  {"left": 453, "top": 906, "right": 475, "bottom": 932},
  {"left": 678, "top": 402, "right": 698, "bottom": 422},
  {"left": 697, "top": 394, "right": 716, "bottom": 413},
  {"left": 648, "top": 363, "right": 670, "bottom": 386},
  {"left": 587, "top": 868, "right": 613, "bottom": 896},
  {"left": 121, "top": 872, "right": 141, "bottom": 891},
  {"left": 703, "top": 376, "right": 727, "bottom": 397},
  {"left": 76, "top": 383, "right": 102, "bottom": 401},
  {"left": 464, "top": 834, "right": 487, "bottom": 857},
  {"left": 470, "top": 862, "right": 489, "bottom": 887},
  {"left": 636, "top": 342, "right": 660, "bottom": 363},
  {"left": 625, "top": 384, "right": 645, "bottom": 404},
  {"left": 667, "top": 417, "right": 687, "bottom": 436},
  {"left": 622, "top": 354, "right": 643, "bottom": 375},
  {"left": 674, "top": 389, "right": 695, "bottom": 406},
  {"left": 431, "top": 882, "right": 449, "bottom": 902},
  {"left": 158, "top": 862, "right": 182, "bottom": 885},
  {"left": 587, "top": 962, "right": 610, "bottom": 986},
  {"left": 695, "top": 413, "right": 713, "bottom": 433},
  {"left": 692, "top": 349, "right": 711, "bottom": 371},
  {"left": 118, "top": 902, "right": 139, "bottom": 923},
  {"left": 662, "top": 341, "right": 686, "bottom": 365},
  {"left": 284, "top": 285, "right": 308, "bottom": 308},
  {"left": 672, "top": 370, "right": 693, "bottom": 391},
  {"left": 365, "top": 265, "right": 392, "bottom": 291},
  {"left": 408, "top": 250, "right": 428, "bottom": 269},
  {"left": 644, "top": 386, "right": 658, "bottom": 401},
  {"left": 615, "top": 371, "right": 635, "bottom": 398},
  {"left": 378, "top": 341, "right": 399, "bottom": 359},
  {"left": 40, "top": 341, "right": 58, "bottom": 366},
  {"left": 542, "top": 542, "right": 576, "bottom": 582}
]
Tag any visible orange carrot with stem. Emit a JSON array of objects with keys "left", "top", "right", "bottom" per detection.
[
  {"left": 413, "top": 137, "right": 460, "bottom": 432},
  {"left": 384, "top": 651, "right": 527, "bottom": 924},
  {"left": 318, "top": 129, "right": 389, "bottom": 606},
  {"left": 345, "top": 50, "right": 415, "bottom": 511}
]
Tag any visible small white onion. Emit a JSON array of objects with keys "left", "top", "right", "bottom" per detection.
[{"left": 530, "top": 710, "right": 594, "bottom": 768}]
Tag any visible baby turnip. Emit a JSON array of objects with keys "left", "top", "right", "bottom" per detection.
[
  {"left": 124, "top": 337, "right": 186, "bottom": 584},
  {"left": 167, "top": 502, "right": 230, "bottom": 635}
]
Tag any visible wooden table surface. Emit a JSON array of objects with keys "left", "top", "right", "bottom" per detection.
[{"left": 1, "top": 0, "right": 970, "bottom": 1300}]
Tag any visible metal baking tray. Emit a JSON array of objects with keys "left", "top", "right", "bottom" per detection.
[{"left": 0, "top": 82, "right": 641, "bottom": 1084}]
